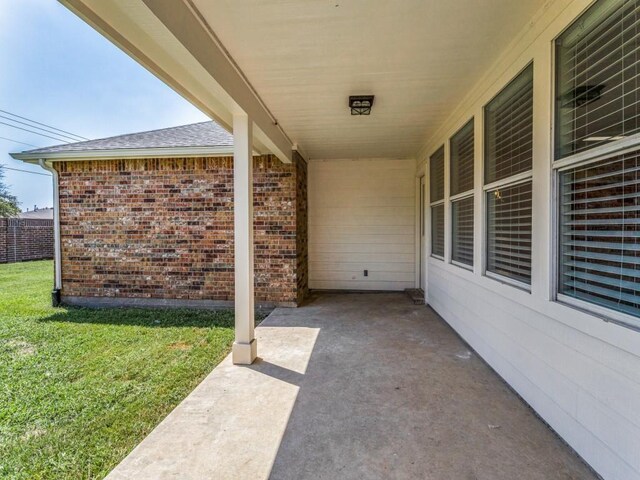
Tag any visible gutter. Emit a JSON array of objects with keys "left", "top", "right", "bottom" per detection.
[
  {"left": 38, "top": 159, "right": 62, "bottom": 306},
  {"left": 13, "top": 145, "right": 237, "bottom": 163}
]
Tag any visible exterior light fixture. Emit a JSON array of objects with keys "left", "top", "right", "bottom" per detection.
[{"left": 349, "top": 95, "right": 374, "bottom": 115}]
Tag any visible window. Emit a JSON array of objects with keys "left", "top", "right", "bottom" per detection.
[
  {"left": 450, "top": 119, "right": 475, "bottom": 268},
  {"left": 430, "top": 146, "right": 445, "bottom": 258},
  {"left": 431, "top": 204, "right": 445, "bottom": 258},
  {"left": 555, "top": 0, "right": 640, "bottom": 159},
  {"left": 430, "top": 146, "right": 445, "bottom": 203},
  {"left": 485, "top": 65, "right": 534, "bottom": 184},
  {"left": 484, "top": 64, "right": 534, "bottom": 287},
  {"left": 487, "top": 182, "right": 532, "bottom": 284},
  {"left": 559, "top": 152, "right": 640, "bottom": 318},
  {"left": 555, "top": 0, "right": 640, "bottom": 323},
  {"left": 452, "top": 196, "right": 474, "bottom": 267}
]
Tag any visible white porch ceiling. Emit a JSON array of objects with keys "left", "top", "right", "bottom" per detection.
[{"left": 191, "top": 0, "right": 546, "bottom": 160}]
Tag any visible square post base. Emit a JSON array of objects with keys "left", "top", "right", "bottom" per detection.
[{"left": 232, "top": 339, "right": 257, "bottom": 365}]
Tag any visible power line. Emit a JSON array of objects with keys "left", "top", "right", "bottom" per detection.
[
  {"left": 0, "top": 121, "right": 72, "bottom": 144},
  {"left": 1, "top": 166, "right": 51, "bottom": 177},
  {"left": 0, "top": 114, "right": 83, "bottom": 142},
  {"left": 0, "top": 136, "right": 39, "bottom": 148},
  {"left": 0, "top": 109, "right": 89, "bottom": 141}
]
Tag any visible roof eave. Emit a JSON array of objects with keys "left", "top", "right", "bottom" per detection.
[{"left": 10, "top": 145, "right": 238, "bottom": 163}]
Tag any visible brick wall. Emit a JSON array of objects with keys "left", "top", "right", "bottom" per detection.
[
  {"left": 55, "top": 154, "right": 308, "bottom": 306},
  {"left": 0, "top": 218, "right": 54, "bottom": 264}
]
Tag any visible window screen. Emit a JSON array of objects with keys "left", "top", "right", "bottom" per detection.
[
  {"left": 450, "top": 119, "right": 475, "bottom": 196},
  {"left": 559, "top": 150, "right": 640, "bottom": 317},
  {"left": 430, "top": 146, "right": 445, "bottom": 202},
  {"left": 485, "top": 64, "right": 534, "bottom": 184},
  {"left": 452, "top": 196, "right": 474, "bottom": 266},
  {"left": 487, "top": 182, "right": 532, "bottom": 284},
  {"left": 555, "top": 0, "right": 640, "bottom": 159},
  {"left": 431, "top": 204, "right": 445, "bottom": 258}
]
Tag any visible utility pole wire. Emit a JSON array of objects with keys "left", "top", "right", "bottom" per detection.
[
  {"left": 0, "top": 121, "right": 72, "bottom": 144},
  {"left": 0, "top": 114, "right": 83, "bottom": 142},
  {"left": 0, "top": 109, "right": 89, "bottom": 141},
  {"left": 0, "top": 166, "right": 51, "bottom": 177},
  {"left": 0, "top": 136, "right": 39, "bottom": 147}
]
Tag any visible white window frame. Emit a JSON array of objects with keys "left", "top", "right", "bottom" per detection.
[
  {"left": 450, "top": 192, "right": 474, "bottom": 271},
  {"left": 552, "top": 138, "right": 640, "bottom": 329},
  {"left": 430, "top": 145, "right": 446, "bottom": 261},
  {"left": 449, "top": 119, "right": 475, "bottom": 271},
  {"left": 483, "top": 63, "right": 534, "bottom": 291},
  {"left": 550, "top": 2, "right": 640, "bottom": 329},
  {"left": 430, "top": 201, "right": 445, "bottom": 261},
  {"left": 483, "top": 173, "right": 533, "bottom": 291}
]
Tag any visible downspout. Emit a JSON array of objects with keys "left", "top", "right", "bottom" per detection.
[{"left": 38, "top": 159, "right": 62, "bottom": 306}]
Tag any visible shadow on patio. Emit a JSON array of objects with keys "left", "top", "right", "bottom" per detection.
[{"left": 106, "top": 292, "right": 597, "bottom": 480}]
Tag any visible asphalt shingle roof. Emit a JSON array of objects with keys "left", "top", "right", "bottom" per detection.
[
  {"left": 21, "top": 121, "right": 233, "bottom": 155},
  {"left": 18, "top": 208, "right": 54, "bottom": 220}
]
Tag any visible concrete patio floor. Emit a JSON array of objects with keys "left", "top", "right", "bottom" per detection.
[{"left": 107, "top": 292, "right": 597, "bottom": 480}]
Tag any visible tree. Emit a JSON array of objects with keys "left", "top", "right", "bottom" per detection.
[{"left": 0, "top": 165, "right": 20, "bottom": 217}]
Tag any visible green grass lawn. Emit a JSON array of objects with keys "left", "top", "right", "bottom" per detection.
[{"left": 0, "top": 260, "right": 243, "bottom": 479}]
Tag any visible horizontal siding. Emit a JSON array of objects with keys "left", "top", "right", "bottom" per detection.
[
  {"left": 428, "top": 262, "right": 640, "bottom": 480},
  {"left": 310, "top": 279, "right": 414, "bottom": 291},
  {"left": 311, "top": 243, "right": 414, "bottom": 254},
  {"left": 312, "top": 195, "right": 414, "bottom": 208},
  {"left": 310, "top": 261, "right": 415, "bottom": 273},
  {"left": 311, "top": 233, "right": 413, "bottom": 245},
  {"left": 312, "top": 270, "right": 413, "bottom": 282},
  {"left": 311, "top": 214, "right": 414, "bottom": 227},
  {"left": 309, "top": 158, "right": 416, "bottom": 291},
  {"left": 310, "top": 225, "right": 414, "bottom": 236},
  {"left": 414, "top": 2, "right": 640, "bottom": 478},
  {"left": 311, "top": 252, "right": 414, "bottom": 264}
]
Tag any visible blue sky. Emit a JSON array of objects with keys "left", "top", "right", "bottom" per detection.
[{"left": 0, "top": 0, "right": 209, "bottom": 211}]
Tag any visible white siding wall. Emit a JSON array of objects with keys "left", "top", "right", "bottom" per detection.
[
  {"left": 419, "top": 2, "right": 640, "bottom": 479},
  {"left": 309, "top": 158, "right": 416, "bottom": 291}
]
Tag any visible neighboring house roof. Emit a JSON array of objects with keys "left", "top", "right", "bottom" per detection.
[
  {"left": 10, "top": 121, "right": 235, "bottom": 162},
  {"left": 18, "top": 208, "right": 54, "bottom": 220}
]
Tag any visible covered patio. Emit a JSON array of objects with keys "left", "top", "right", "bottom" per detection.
[
  {"left": 33, "top": 0, "right": 640, "bottom": 477},
  {"left": 106, "top": 293, "right": 595, "bottom": 480}
]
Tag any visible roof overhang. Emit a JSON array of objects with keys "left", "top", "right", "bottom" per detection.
[
  {"left": 10, "top": 146, "right": 237, "bottom": 163},
  {"left": 59, "top": 0, "right": 295, "bottom": 163},
  {"left": 56, "top": 0, "right": 548, "bottom": 162}
]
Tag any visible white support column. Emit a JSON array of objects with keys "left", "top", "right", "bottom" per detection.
[{"left": 232, "top": 113, "right": 257, "bottom": 365}]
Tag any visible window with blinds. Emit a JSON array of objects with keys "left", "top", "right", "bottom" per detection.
[
  {"left": 484, "top": 65, "right": 533, "bottom": 286},
  {"left": 487, "top": 182, "right": 532, "bottom": 285},
  {"left": 430, "top": 146, "right": 445, "bottom": 259},
  {"left": 450, "top": 119, "right": 474, "bottom": 196},
  {"left": 485, "top": 64, "right": 534, "bottom": 184},
  {"left": 452, "top": 196, "right": 474, "bottom": 267},
  {"left": 554, "top": 0, "right": 640, "bottom": 323},
  {"left": 559, "top": 150, "right": 640, "bottom": 317},
  {"left": 450, "top": 119, "right": 475, "bottom": 268},
  {"left": 555, "top": 0, "right": 640, "bottom": 159},
  {"left": 430, "top": 146, "right": 445, "bottom": 202},
  {"left": 431, "top": 204, "right": 445, "bottom": 258}
]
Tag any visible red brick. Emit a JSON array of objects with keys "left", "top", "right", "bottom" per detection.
[{"left": 55, "top": 155, "right": 308, "bottom": 305}]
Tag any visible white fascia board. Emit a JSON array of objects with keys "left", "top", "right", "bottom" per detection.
[
  {"left": 10, "top": 146, "right": 238, "bottom": 163},
  {"left": 60, "top": 0, "right": 293, "bottom": 164}
]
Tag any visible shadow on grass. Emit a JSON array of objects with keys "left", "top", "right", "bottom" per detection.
[{"left": 37, "top": 306, "right": 243, "bottom": 329}]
